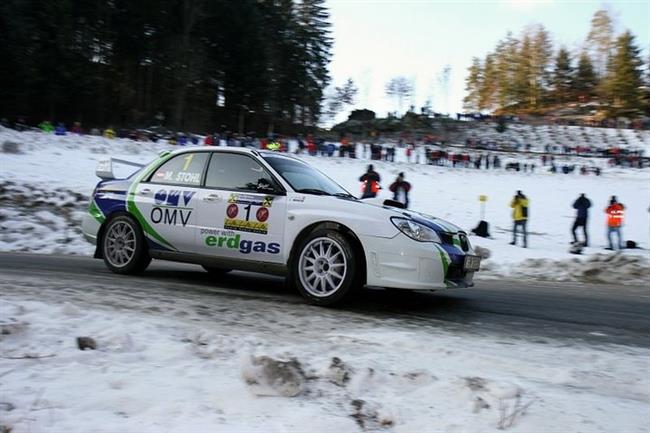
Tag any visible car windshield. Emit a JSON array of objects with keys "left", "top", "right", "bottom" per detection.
[{"left": 263, "top": 155, "right": 353, "bottom": 197}]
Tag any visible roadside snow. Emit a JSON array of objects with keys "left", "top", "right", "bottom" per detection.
[
  {"left": 1, "top": 127, "right": 649, "bottom": 283},
  {"left": 1, "top": 290, "right": 648, "bottom": 433}
]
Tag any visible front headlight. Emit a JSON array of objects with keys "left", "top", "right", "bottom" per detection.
[{"left": 391, "top": 217, "right": 442, "bottom": 243}]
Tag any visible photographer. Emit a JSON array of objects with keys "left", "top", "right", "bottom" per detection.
[{"left": 509, "top": 190, "right": 529, "bottom": 248}]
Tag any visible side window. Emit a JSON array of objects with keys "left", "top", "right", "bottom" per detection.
[
  {"left": 149, "top": 153, "right": 209, "bottom": 186},
  {"left": 205, "top": 153, "right": 275, "bottom": 191}
]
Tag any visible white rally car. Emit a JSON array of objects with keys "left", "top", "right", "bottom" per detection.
[{"left": 83, "top": 147, "right": 480, "bottom": 305}]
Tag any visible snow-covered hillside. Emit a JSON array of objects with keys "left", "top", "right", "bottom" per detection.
[
  {"left": 461, "top": 122, "right": 650, "bottom": 154},
  {"left": 1, "top": 127, "right": 649, "bottom": 284}
]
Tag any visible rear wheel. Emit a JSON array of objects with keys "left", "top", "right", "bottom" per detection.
[
  {"left": 102, "top": 215, "right": 151, "bottom": 274},
  {"left": 292, "top": 229, "right": 358, "bottom": 306}
]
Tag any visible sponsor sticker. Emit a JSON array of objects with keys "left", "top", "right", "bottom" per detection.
[
  {"left": 224, "top": 193, "right": 273, "bottom": 235},
  {"left": 150, "top": 189, "right": 195, "bottom": 227},
  {"left": 256, "top": 207, "right": 269, "bottom": 222},
  {"left": 228, "top": 193, "right": 273, "bottom": 208},
  {"left": 224, "top": 218, "right": 268, "bottom": 234},
  {"left": 204, "top": 234, "right": 280, "bottom": 254},
  {"left": 226, "top": 204, "right": 239, "bottom": 219}
]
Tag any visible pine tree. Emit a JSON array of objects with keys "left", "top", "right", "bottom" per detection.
[
  {"left": 512, "top": 31, "right": 532, "bottom": 109},
  {"left": 573, "top": 52, "right": 598, "bottom": 102},
  {"left": 479, "top": 54, "right": 498, "bottom": 111},
  {"left": 644, "top": 53, "right": 650, "bottom": 114},
  {"left": 295, "top": 0, "right": 333, "bottom": 127},
  {"left": 463, "top": 57, "right": 482, "bottom": 111},
  {"left": 601, "top": 31, "right": 644, "bottom": 116},
  {"left": 552, "top": 47, "right": 574, "bottom": 104},
  {"left": 493, "top": 32, "right": 520, "bottom": 110},
  {"left": 530, "top": 24, "right": 553, "bottom": 109}
]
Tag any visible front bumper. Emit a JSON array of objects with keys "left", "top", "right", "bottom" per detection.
[{"left": 360, "top": 232, "right": 476, "bottom": 291}]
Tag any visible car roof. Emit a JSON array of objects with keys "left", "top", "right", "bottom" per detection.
[
  {"left": 166, "top": 147, "right": 304, "bottom": 162},
  {"left": 169, "top": 146, "right": 256, "bottom": 155}
]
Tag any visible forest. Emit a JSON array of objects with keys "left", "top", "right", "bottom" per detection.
[
  {"left": 463, "top": 10, "right": 649, "bottom": 118},
  {"left": 0, "top": 0, "right": 332, "bottom": 133}
]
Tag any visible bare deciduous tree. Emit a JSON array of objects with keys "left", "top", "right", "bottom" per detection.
[{"left": 385, "top": 76, "right": 413, "bottom": 114}]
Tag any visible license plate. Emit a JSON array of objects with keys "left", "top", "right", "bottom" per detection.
[{"left": 464, "top": 255, "right": 481, "bottom": 271}]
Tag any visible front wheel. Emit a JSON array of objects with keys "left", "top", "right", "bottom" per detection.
[
  {"left": 101, "top": 215, "right": 151, "bottom": 274},
  {"left": 292, "top": 229, "right": 358, "bottom": 306}
]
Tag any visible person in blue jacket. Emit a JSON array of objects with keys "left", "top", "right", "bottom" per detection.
[
  {"left": 572, "top": 193, "right": 591, "bottom": 246},
  {"left": 55, "top": 123, "right": 67, "bottom": 136}
]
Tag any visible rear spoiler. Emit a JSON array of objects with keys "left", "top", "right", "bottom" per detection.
[{"left": 96, "top": 157, "right": 146, "bottom": 180}]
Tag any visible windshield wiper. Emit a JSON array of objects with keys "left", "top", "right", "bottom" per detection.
[
  {"left": 294, "top": 188, "right": 333, "bottom": 196},
  {"left": 333, "top": 192, "right": 357, "bottom": 200}
]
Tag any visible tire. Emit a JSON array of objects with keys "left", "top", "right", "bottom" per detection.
[
  {"left": 202, "top": 266, "right": 232, "bottom": 276},
  {"left": 101, "top": 215, "right": 151, "bottom": 274},
  {"left": 291, "top": 228, "right": 358, "bottom": 306}
]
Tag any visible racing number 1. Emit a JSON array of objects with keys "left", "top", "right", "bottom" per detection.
[
  {"left": 244, "top": 204, "right": 252, "bottom": 221},
  {"left": 182, "top": 154, "right": 194, "bottom": 171}
]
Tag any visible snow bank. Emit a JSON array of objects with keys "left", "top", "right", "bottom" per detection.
[
  {"left": 508, "top": 253, "right": 650, "bottom": 285},
  {"left": 1, "top": 293, "right": 648, "bottom": 433},
  {"left": 0, "top": 181, "right": 93, "bottom": 255}
]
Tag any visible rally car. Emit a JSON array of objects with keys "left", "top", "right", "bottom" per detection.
[{"left": 82, "top": 147, "right": 480, "bottom": 305}]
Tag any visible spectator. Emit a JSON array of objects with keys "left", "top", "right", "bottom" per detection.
[
  {"left": 71, "top": 122, "right": 83, "bottom": 134},
  {"left": 605, "top": 196, "right": 625, "bottom": 250},
  {"left": 509, "top": 190, "right": 529, "bottom": 248},
  {"left": 572, "top": 193, "right": 591, "bottom": 246},
  {"left": 266, "top": 137, "right": 281, "bottom": 151},
  {"left": 54, "top": 123, "right": 66, "bottom": 136},
  {"left": 103, "top": 127, "right": 116, "bottom": 139},
  {"left": 389, "top": 172, "right": 411, "bottom": 208},
  {"left": 359, "top": 164, "right": 381, "bottom": 199},
  {"left": 39, "top": 120, "right": 54, "bottom": 133},
  {"left": 204, "top": 134, "right": 214, "bottom": 146}
]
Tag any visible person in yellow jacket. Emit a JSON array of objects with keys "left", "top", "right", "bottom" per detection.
[
  {"left": 509, "top": 190, "right": 529, "bottom": 248},
  {"left": 266, "top": 138, "right": 281, "bottom": 151},
  {"left": 103, "top": 127, "right": 115, "bottom": 139}
]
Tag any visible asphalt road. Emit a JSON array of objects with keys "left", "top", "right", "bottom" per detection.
[{"left": 1, "top": 251, "right": 649, "bottom": 348}]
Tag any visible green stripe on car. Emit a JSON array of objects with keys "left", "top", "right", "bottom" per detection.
[
  {"left": 88, "top": 200, "right": 106, "bottom": 224},
  {"left": 126, "top": 153, "right": 176, "bottom": 250},
  {"left": 434, "top": 244, "right": 450, "bottom": 276}
]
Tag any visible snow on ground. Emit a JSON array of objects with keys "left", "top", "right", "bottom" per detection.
[
  {"left": 1, "top": 285, "right": 649, "bottom": 433},
  {"left": 1, "top": 127, "right": 649, "bottom": 284}
]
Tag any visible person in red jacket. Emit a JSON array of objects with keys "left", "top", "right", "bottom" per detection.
[
  {"left": 359, "top": 165, "right": 381, "bottom": 199},
  {"left": 389, "top": 172, "right": 411, "bottom": 208},
  {"left": 204, "top": 134, "right": 214, "bottom": 146},
  {"left": 605, "top": 196, "right": 625, "bottom": 250}
]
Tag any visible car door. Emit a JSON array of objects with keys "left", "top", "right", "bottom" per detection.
[
  {"left": 132, "top": 151, "right": 209, "bottom": 252},
  {"left": 194, "top": 152, "right": 287, "bottom": 263}
]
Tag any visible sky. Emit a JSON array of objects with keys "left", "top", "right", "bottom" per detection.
[{"left": 325, "top": 0, "right": 650, "bottom": 124}]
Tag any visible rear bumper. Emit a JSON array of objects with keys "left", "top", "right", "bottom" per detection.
[{"left": 360, "top": 233, "right": 476, "bottom": 291}]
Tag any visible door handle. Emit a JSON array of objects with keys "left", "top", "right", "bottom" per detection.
[
  {"left": 203, "top": 194, "right": 222, "bottom": 202},
  {"left": 139, "top": 188, "right": 152, "bottom": 195}
]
